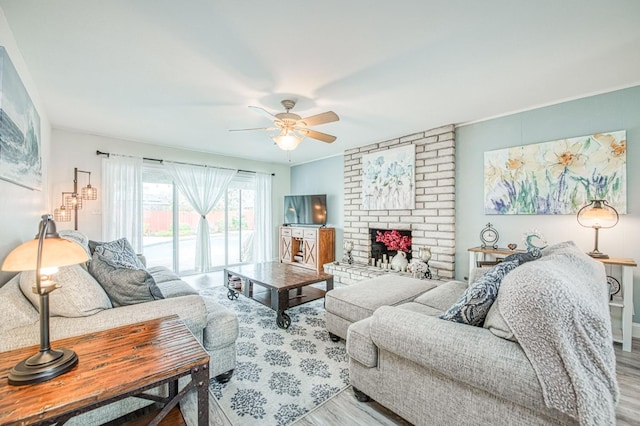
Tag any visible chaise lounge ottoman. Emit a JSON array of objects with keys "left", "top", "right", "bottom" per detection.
[{"left": 324, "top": 274, "right": 440, "bottom": 341}]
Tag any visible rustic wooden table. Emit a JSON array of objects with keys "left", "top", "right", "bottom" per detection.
[
  {"left": 0, "top": 315, "right": 209, "bottom": 426},
  {"left": 225, "top": 261, "right": 334, "bottom": 329}
]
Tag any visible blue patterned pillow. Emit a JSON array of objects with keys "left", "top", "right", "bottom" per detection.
[
  {"left": 94, "top": 238, "right": 145, "bottom": 270},
  {"left": 440, "top": 249, "right": 541, "bottom": 326}
]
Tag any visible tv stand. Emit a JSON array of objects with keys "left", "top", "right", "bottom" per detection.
[{"left": 279, "top": 226, "right": 335, "bottom": 273}]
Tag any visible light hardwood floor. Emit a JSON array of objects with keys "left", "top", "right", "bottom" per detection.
[{"left": 184, "top": 272, "right": 640, "bottom": 425}]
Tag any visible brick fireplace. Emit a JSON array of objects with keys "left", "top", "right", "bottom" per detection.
[{"left": 324, "top": 124, "right": 455, "bottom": 285}]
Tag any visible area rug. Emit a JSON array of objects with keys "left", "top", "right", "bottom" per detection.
[{"left": 200, "top": 285, "right": 350, "bottom": 426}]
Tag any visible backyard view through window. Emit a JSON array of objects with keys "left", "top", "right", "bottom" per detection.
[{"left": 142, "top": 167, "right": 255, "bottom": 275}]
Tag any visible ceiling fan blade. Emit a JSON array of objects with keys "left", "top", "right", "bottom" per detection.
[
  {"left": 229, "top": 126, "right": 275, "bottom": 132},
  {"left": 299, "top": 111, "right": 339, "bottom": 127},
  {"left": 300, "top": 129, "right": 337, "bottom": 143},
  {"left": 248, "top": 105, "right": 277, "bottom": 120}
]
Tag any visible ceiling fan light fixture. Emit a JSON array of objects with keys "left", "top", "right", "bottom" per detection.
[{"left": 273, "top": 131, "right": 303, "bottom": 151}]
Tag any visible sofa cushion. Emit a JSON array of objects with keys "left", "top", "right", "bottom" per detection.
[
  {"left": 147, "top": 266, "right": 198, "bottom": 298},
  {"left": 483, "top": 297, "right": 516, "bottom": 341},
  {"left": 346, "top": 317, "right": 377, "bottom": 368},
  {"left": 89, "top": 253, "right": 163, "bottom": 307},
  {"left": 325, "top": 275, "right": 437, "bottom": 325},
  {"left": 0, "top": 275, "right": 37, "bottom": 332},
  {"left": 397, "top": 301, "right": 444, "bottom": 317},
  {"left": 440, "top": 250, "right": 541, "bottom": 326},
  {"left": 201, "top": 296, "right": 239, "bottom": 350},
  {"left": 93, "top": 238, "right": 145, "bottom": 270},
  {"left": 414, "top": 280, "right": 467, "bottom": 312},
  {"left": 19, "top": 264, "right": 113, "bottom": 317}
]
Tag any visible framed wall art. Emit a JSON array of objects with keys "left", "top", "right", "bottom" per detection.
[
  {"left": 0, "top": 46, "right": 42, "bottom": 191},
  {"left": 362, "top": 144, "right": 415, "bottom": 210},
  {"left": 484, "top": 131, "right": 626, "bottom": 215}
]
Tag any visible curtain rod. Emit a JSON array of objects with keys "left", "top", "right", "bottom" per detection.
[{"left": 96, "top": 150, "right": 275, "bottom": 176}]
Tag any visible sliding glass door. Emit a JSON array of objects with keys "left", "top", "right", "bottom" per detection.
[
  {"left": 142, "top": 167, "right": 256, "bottom": 275},
  {"left": 142, "top": 166, "right": 174, "bottom": 270}
]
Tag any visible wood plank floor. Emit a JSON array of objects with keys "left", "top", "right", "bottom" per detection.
[{"left": 183, "top": 273, "right": 640, "bottom": 425}]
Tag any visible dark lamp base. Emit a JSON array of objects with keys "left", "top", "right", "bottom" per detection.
[
  {"left": 8, "top": 348, "right": 78, "bottom": 386},
  {"left": 588, "top": 251, "right": 609, "bottom": 259}
]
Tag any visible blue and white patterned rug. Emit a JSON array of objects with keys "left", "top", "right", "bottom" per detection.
[{"left": 200, "top": 285, "right": 350, "bottom": 426}]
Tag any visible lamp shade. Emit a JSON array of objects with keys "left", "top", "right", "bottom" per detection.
[
  {"left": 273, "top": 131, "right": 302, "bottom": 151},
  {"left": 54, "top": 206, "right": 72, "bottom": 222},
  {"left": 82, "top": 184, "right": 97, "bottom": 200},
  {"left": 1, "top": 237, "right": 89, "bottom": 272},
  {"left": 577, "top": 199, "right": 619, "bottom": 229}
]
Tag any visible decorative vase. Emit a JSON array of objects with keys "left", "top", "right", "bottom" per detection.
[
  {"left": 419, "top": 247, "right": 432, "bottom": 263},
  {"left": 391, "top": 251, "right": 408, "bottom": 271}
]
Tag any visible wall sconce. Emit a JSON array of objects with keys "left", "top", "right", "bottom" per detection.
[
  {"left": 59, "top": 168, "right": 98, "bottom": 230},
  {"left": 576, "top": 199, "right": 619, "bottom": 259}
]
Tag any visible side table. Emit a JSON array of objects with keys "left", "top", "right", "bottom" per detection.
[
  {"left": 467, "top": 246, "right": 522, "bottom": 281},
  {"left": 0, "top": 315, "right": 209, "bottom": 425},
  {"left": 598, "top": 257, "right": 636, "bottom": 352}
]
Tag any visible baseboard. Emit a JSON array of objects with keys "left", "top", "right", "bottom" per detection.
[{"left": 634, "top": 322, "right": 640, "bottom": 339}]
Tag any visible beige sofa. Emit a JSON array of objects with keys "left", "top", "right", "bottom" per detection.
[
  {"left": 346, "top": 242, "right": 618, "bottom": 425},
  {"left": 0, "top": 235, "right": 238, "bottom": 425}
]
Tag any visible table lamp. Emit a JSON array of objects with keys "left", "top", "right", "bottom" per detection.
[
  {"left": 576, "top": 199, "right": 619, "bottom": 259},
  {"left": 1, "top": 214, "right": 89, "bottom": 385}
]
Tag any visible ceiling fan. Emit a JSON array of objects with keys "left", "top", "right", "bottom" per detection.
[{"left": 230, "top": 99, "right": 339, "bottom": 151}]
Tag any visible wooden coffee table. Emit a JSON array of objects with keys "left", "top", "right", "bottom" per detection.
[
  {"left": 0, "top": 316, "right": 209, "bottom": 426},
  {"left": 225, "top": 262, "right": 334, "bottom": 329}
]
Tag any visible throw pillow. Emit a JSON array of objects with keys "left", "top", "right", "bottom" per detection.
[
  {"left": 88, "top": 252, "right": 163, "bottom": 307},
  {"left": 19, "top": 264, "right": 113, "bottom": 317},
  {"left": 58, "top": 230, "right": 91, "bottom": 257},
  {"left": 0, "top": 275, "right": 38, "bottom": 332},
  {"left": 439, "top": 248, "right": 541, "bottom": 326},
  {"left": 483, "top": 298, "right": 517, "bottom": 341},
  {"left": 93, "top": 238, "right": 145, "bottom": 270},
  {"left": 88, "top": 239, "right": 104, "bottom": 255}
]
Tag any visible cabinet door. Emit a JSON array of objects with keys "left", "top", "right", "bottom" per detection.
[
  {"left": 303, "top": 238, "right": 317, "bottom": 266},
  {"left": 280, "top": 235, "right": 292, "bottom": 262}
]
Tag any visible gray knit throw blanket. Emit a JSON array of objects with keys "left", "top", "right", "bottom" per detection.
[{"left": 498, "top": 241, "right": 619, "bottom": 425}]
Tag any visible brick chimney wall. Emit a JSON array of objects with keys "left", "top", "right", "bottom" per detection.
[{"left": 342, "top": 124, "right": 456, "bottom": 279}]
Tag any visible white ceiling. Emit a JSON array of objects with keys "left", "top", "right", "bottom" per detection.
[{"left": 2, "top": 1, "right": 639, "bottom": 165}]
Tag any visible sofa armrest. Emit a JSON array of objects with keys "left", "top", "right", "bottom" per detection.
[
  {"left": 370, "top": 305, "right": 547, "bottom": 411},
  {"left": 2, "top": 295, "right": 207, "bottom": 352}
]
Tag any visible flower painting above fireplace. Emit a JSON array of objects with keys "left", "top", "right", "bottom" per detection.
[
  {"left": 362, "top": 145, "right": 415, "bottom": 210},
  {"left": 484, "top": 131, "right": 626, "bottom": 215}
]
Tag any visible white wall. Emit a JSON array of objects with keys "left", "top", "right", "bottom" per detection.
[
  {"left": 50, "top": 129, "right": 290, "bottom": 258},
  {"left": 456, "top": 85, "right": 640, "bottom": 322},
  {"left": 0, "top": 8, "right": 52, "bottom": 285}
]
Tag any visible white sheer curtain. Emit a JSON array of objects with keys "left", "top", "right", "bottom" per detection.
[
  {"left": 253, "top": 172, "right": 273, "bottom": 262},
  {"left": 102, "top": 155, "right": 143, "bottom": 252},
  {"left": 165, "top": 162, "right": 236, "bottom": 272}
]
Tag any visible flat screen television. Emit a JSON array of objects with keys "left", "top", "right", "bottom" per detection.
[{"left": 284, "top": 194, "right": 327, "bottom": 226}]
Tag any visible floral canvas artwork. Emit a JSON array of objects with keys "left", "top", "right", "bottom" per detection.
[
  {"left": 362, "top": 145, "right": 415, "bottom": 210},
  {"left": 484, "top": 131, "right": 626, "bottom": 215}
]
